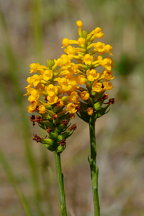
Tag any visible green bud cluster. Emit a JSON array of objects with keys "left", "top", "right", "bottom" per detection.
[{"left": 32, "top": 112, "right": 76, "bottom": 153}]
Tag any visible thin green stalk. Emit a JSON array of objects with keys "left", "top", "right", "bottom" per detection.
[
  {"left": 40, "top": 149, "right": 53, "bottom": 215},
  {"left": 55, "top": 152, "right": 67, "bottom": 216},
  {"left": 88, "top": 117, "right": 100, "bottom": 216},
  {"left": 0, "top": 151, "right": 33, "bottom": 216}
]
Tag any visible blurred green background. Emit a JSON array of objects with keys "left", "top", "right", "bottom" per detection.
[{"left": 0, "top": 0, "right": 144, "bottom": 216}]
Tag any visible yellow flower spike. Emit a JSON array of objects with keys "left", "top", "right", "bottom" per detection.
[
  {"left": 103, "top": 81, "right": 113, "bottom": 90},
  {"left": 87, "top": 107, "right": 94, "bottom": 115},
  {"left": 86, "top": 69, "right": 100, "bottom": 82},
  {"left": 66, "top": 103, "right": 77, "bottom": 114},
  {"left": 92, "top": 81, "right": 103, "bottom": 92},
  {"left": 80, "top": 91, "right": 90, "bottom": 100},
  {"left": 38, "top": 104, "right": 46, "bottom": 114},
  {"left": 83, "top": 54, "right": 93, "bottom": 65}
]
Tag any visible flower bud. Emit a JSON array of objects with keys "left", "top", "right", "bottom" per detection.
[
  {"left": 109, "top": 98, "right": 115, "bottom": 104},
  {"left": 49, "top": 132, "right": 58, "bottom": 140},
  {"left": 94, "top": 102, "right": 101, "bottom": 110},
  {"left": 69, "top": 124, "right": 77, "bottom": 131},
  {"left": 62, "top": 120, "right": 69, "bottom": 125},
  {"left": 57, "top": 124, "right": 67, "bottom": 132},
  {"left": 47, "top": 127, "right": 52, "bottom": 133},
  {"left": 56, "top": 145, "right": 66, "bottom": 153},
  {"left": 81, "top": 30, "right": 88, "bottom": 38},
  {"left": 42, "top": 138, "right": 53, "bottom": 145},
  {"left": 61, "top": 131, "right": 72, "bottom": 139},
  {"left": 57, "top": 135, "right": 64, "bottom": 142},
  {"left": 42, "top": 138, "right": 55, "bottom": 151},
  {"left": 47, "top": 59, "right": 55, "bottom": 68},
  {"left": 33, "top": 135, "right": 42, "bottom": 142}
]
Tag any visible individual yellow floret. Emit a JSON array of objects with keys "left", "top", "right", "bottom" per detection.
[
  {"left": 69, "top": 91, "right": 79, "bottom": 103},
  {"left": 62, "top": 39, "right": 78, "bottom": 47},
  {"left": 76, "top": 75, "right": 86, "bottom": 85},
  {"left": 64, "top": 46, "right": 77, "bottom": 55},
  {"left": 66, "top": 103, "right": 77, "bottom": 114},
  {"left": 76, "top": 20, "right": 83, "bottom": 28},
  {"left": 29, "top": 63, "right": 48, "bottom": 73},
  {"left": 47, "top": 95, "right": 58, "bottom": 105},
  {"left": 80, "top": 91, "right": 90, "bottom": 100},
  {"left": 92, "top": 81, "right": 103, "bottom": 92},
  {"left": 87, "top": 107, "right": 94, "bottom": 115},
  {"left": 38, "top": 105, "right": 46, "bottom": 114},
  {"left": 29, "top": 63, "right": 41, "bottom": 73},
  {"left": 86, "top": 69, "right": 100, "bottom": 82},
  {"left": 56, "top": 54, "right": 71, "bottom": 66},
  {"left": 101, "top": 71, "right": 114, "bottom": 80},
  {"left": 27, "top": 74, "right": 41, "bottom": 87},
  {"left": 83, "top": 54, "right": 93, "bottom": 65},
  {"left": 93, "top": 27, "right": 104, "bottom": 38},
  {"left": 27, "top": 102, "right": 38, "bottom": 113},
  {"left": 104, "top": 44, "right": 112, "bottom": 54},
  {"left": 28, "top": 89, "right": 40, "bottom": 102},
  {"left": 45, "top": 84, "right": 58, "bottom": 97},
  {"left": 42, "top": 70, "right": 53, "bottom": 81},
  {"left": 101, "top": 58, "right": 112, "bottom": 71},
  {"left": 103, "top": 81, "right": 113, "bottom": 90},
  {"left": 78, "top": 37, "right": 86, "bottom": 45}
]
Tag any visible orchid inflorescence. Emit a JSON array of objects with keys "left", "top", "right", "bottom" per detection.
[{"left": 25, "top": 20, "right": 115, "bottom": 153}]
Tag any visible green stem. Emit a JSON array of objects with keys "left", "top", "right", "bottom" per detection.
[
  {"left": 55, "top": 152, "right": 67, "bottom": 216},
  {"left": 88, "top": 116, "right": 100, "bottom": 216}
]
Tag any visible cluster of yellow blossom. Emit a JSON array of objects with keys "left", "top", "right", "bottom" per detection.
[
  {"left": 61, "top": 20, "right": 115, "bottom": 118},
  {"left": 25, "top": 21, "right": 114, "bottom": 117},
  {"left": 25, "top": 60, "right": 80, "bottom": 115},
  {"left": 25, "top": 20, "right": 115, "bottom": 143}
]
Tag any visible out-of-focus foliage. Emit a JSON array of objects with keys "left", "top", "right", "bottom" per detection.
[{"left": 0, "top": 0, "right": 144, "bottom": 216}]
